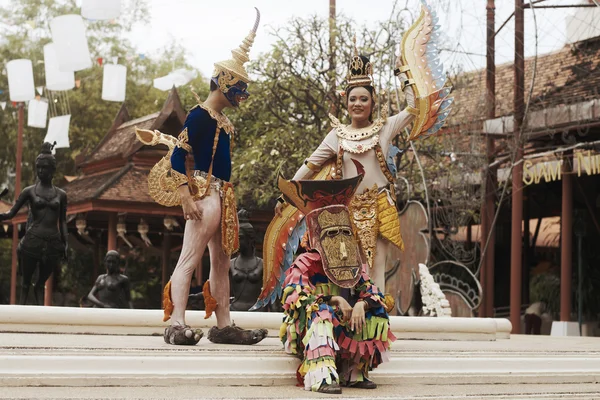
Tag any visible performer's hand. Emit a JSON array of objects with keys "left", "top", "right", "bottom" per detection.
[
  {"left": 395, "top": 53, "right": 408, "bottom": 71},
  {"left": 331, "top": 296, "right": 352, "bottom": 322},
  {"left": 274, "top": 201, "right": 283, "bottom": 217},
  {"left": 179, "top": 186, "right": 203, "bottom": 221},
  {"left": 350, "top": 301, "right": 367, "bottom": 334}
]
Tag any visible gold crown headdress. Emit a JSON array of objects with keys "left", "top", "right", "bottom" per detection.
[
  {"left": 346, "top": 36, "right": 374, "bottom": 90},
  {"left": 213, "top": 8, "right": 260, "bottom": 85}
]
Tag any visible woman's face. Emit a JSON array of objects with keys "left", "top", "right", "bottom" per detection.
[{"left": 347, "top": 87, "right": 373, "bottom": 123}]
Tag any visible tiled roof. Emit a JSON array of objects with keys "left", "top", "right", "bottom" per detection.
[
  {"left": 62, "top": 165, "right": 158, "bottom": 204},
  {"left": 62, "top": 168, "right": 129, "bottom": 204},
  {"left": 87, "top": 112, "right": 160, "bottom": 163},
  {"left": 63, "top": 88, "right": 187, "bottom": 206},
  {"left": 99, "top": 166, "right": 154, "bottom": 203},
  {"left": 448, "top": 37, "right": 600, "bottom": 126}
]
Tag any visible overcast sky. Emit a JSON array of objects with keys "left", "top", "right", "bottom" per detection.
[
  {"left": 125, "top": 0, "right": 590, "bottom": 78},
  {"left": 1, "top": 0, "right": 592, "bottom": 78}
]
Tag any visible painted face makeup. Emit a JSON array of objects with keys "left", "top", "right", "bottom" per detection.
[
  {"left": 211, "top": 72, "right": 250, "bottom": 108},
  {"left": 224, "top": 80, "right": 249, "bottom": 108}
]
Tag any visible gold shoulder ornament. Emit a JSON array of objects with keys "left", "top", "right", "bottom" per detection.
[{"left": 135, "top": 128, "right": 213, "bottom": 207}]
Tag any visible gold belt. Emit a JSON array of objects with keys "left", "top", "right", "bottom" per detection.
[{"left": 190, "top": 170, "right": 224, "bottom": 198}]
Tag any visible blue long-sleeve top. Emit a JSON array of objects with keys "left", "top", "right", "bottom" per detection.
[{"left": 170, "top": 106, "right": 232, "bottom": 181}]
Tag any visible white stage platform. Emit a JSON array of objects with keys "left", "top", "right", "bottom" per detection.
[
  {"left": 0, "top": 305, "right": 511, "bottom": 340},
  {"left": 1, "top": 305, "right": 599, "bottom": 399}
]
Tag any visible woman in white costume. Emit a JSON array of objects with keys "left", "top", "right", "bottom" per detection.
[{"left": 276, "top": 51, "right": 418, "bottom": 293}]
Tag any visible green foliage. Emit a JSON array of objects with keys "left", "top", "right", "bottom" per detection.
[
  {"left": 229, "top": 12, "right": 413, "bottom": 209},
  {"left": 0, "top": 0, "right": 208, "bottom": 194},
  {"left": 0, "top": 238, "right": 12, "bottom": 304},
  {"left": 576, "top": 231, "right": 600, "bottom": 320},
  {"left": 121, "top": 251, "right": 162, "bottom": 309},
  {"left": 529, "top": 272, "right": 560, "bottom": 319},
  {"left": 228, "top": 11, "right": 467, "bottom": 213},
  {"left": 56, "top": 247, "right": 94, "bottom": 306},
  {"left": 0, "top": 0, "right": 205, "bottom": 307}
]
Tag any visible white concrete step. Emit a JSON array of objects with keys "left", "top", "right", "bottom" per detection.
[
  {"left": 0, "top": 305, "right": 511, "bottom": 340},
  {"left": 2, "top": 384, "right": 600, "bottom": 399},
  {"left": 1, "top": 333, "right": 599, "bottom": 388}
]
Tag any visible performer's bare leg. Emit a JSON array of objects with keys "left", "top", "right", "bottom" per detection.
[
  {"left": 206, "top": 223, "right": 269, "bottom": 345},
  {"left": 372, "top": 238, "right": 390, "bottom": 294},
  {"left": 165, "top": 194, "right": 220, "bottom": 345},
  {"left": 207, "top": 230, "right": 231, "bottom": 328}
]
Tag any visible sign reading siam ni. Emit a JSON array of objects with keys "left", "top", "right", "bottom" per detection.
[{"left": 523, "top": 151, "right": 600, "bottom": 185}]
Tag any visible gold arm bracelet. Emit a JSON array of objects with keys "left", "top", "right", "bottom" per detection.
[
  {"left": 405, "top": 106, "right": 419, "bottom": 116},
  {"left": 304, "top": 159, "right": 321, "bottom": 172},
  {"left": 394, "top": 65, "right": 411, "bottom": 76},
  {"left": 401, "top": 79, "right": 416, "bottom": 91}
]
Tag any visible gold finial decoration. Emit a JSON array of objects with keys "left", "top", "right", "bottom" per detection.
[{"left": 213, "top": 7, "right": 261, "bottom": 83}]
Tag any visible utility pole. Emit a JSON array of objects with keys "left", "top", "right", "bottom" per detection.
[
  {"left": 480, "top": 0, "right": 497, "bottom": 318},
  {"left": 328, "top": 0, "right": 337, "bottom": 115},
  {"left": 510, "top": 0, "right": 525, "bottom": 334},
  {"left": 9, "top": 103, "right": 24, "bottom": 304}
]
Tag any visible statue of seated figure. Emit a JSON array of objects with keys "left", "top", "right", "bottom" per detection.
[
  {"left": 87, "top": 250, "right": 133, "bottom": 309},
  {"left": 229, "top": 209, "right": 264, "bottom": 312}
]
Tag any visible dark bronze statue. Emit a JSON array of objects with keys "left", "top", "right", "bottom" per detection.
[
  {"left": 229, "top": 209, "right": 264, "bottom": 311},
  {"left": 0, "top": 142, "right": 68, "bottom": 305},
  {"left": 87, "top": 250, "right": 133, "bottom": 309}
]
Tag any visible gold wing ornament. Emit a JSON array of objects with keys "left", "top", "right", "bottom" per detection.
[
  {"left": 400, "top": 0, "right": 453, "bottom": 141},
  {"left": 135, "top": 128, "right": 210, "bottom": 207}
]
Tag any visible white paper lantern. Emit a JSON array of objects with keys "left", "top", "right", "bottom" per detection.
[
  {"left": 27, "top": 99, "right": 49, "bottom": 128},
  {"left": 44, "top": 43, "right": 75, "bottom": 91},
  {"left": 81, "top": 0, "right": 121, "bottom": 20},
  {"left": 102, "top": 64, "right": 127, "bottom": 102},
  {"left": 153, "top": 69, "right": 197, "bottom": 91},
  {"left": 44, "top": 115, "right": 71, "bottom": 149},
  {"left": 7, "top": 59, "right": 35, "bottom": 102},
  {"left": 50, "top": 15, "right": 92, "bottom": 72}
]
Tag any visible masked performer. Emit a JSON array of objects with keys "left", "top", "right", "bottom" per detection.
[
  {"left": 0, "top": 142, "right": 68, "bottom": 305},
  {"left": 135, "top": 8, "right": 267, "bottom": 346},
  {"left": 259, "top": 3, "right": 453, "bottom": 304},
  {"left": 278, "top": 161, "right": 395, "bottom": 394}
]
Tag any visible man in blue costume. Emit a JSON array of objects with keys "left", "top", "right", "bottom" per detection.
[{"left": 137, "top": 8, "right": 267, "bottom": 346}]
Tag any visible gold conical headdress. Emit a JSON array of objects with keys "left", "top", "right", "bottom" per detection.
[
  {"left": 346, "top": 36, "right": 374, "bottom": 89},
  {"left": 213, "top": 7, "right": 260, "bottom": 83}
]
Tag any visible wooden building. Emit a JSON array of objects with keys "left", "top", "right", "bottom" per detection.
[
  {"left": 6, "top": 88, "right": 274, "bottom": 307},
  {"left": 8, "top": 89, "right": 189, "bottom": 305},
  {"left": 444, "top": 34, "right": 600, "bottom": 333}
]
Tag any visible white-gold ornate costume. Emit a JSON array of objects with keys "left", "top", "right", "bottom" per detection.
[{"left": 255, "top": 0, "right": 453, "bottom": 310}]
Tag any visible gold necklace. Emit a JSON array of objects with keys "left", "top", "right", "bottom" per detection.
[
  {"left": 339, "top": 135, "right": 380, "bottom": 154},
  {"left": 197, "top": 103, "right": 235, "bottom": 135},
  {"left": 328, "top": 107, "right": 388, "bottom": 141}
]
